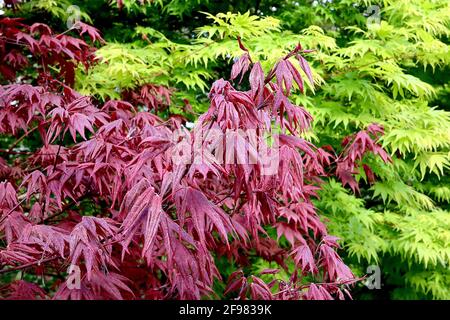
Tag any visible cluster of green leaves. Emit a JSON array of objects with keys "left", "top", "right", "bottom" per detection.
[{"left": 9, "top": 0, "right": 450, "bottom": 299}]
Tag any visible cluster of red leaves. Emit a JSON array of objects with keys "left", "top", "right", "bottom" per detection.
[
  {"left": 336, "top": 125, "right": 391, "bottom": 193},
  {"left": 0, "top": 18, "right": 103, "bottom": 86},
  {"left": 0, "top": 19, "right": 390, "bottom": 300}
]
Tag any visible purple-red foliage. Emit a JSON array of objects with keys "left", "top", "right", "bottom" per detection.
[
  {"left": 0, "top": 19, "right": 390, "bottom": 300},
  {"left": 0, "top": 18, "right": 102, "bottom": 86}
]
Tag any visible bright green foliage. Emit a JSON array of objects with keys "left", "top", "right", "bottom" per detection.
[{"left": 18, "top": 0, "right": 92, "bottom": 23}]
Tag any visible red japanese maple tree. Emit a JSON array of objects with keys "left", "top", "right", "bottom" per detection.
[{"left": 0, "top": 18, "right": 390, "bottom": 300}]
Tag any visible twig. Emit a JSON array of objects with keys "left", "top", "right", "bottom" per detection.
[
  {"left": 0, "top": 197, "right": 28, "bottom": 225},
  {"left": 7, "top": 124, "right": 42, "bottom": 152},
  {"left": 0, "top": 256, "right": 59, "bottom": 275},
  {"left": 0, "top": 149, "right": 35, "bottom": 155}
]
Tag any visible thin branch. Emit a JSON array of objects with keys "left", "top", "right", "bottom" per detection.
[
  {"left": 0, "top": 256, "right": 59, "bottom": 275},
  {"left": 7, "top": 124, "right": 41, "bottom": 152},
  {"left": 0, "top": 197, "right": 28, "bottom": 225},
  {"left": 0, "top": 149, "right": 35, "bottom": 155}
]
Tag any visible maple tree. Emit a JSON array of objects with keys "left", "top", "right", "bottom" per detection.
[{"left": 0, "top": 11, "right": 393, "bottom": 300}]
